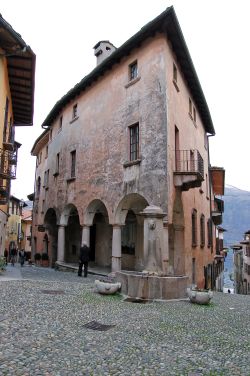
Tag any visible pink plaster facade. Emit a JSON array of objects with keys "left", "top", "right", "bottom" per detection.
[{"left": 31, "top": 7, "right": 224, "bottom": 292}]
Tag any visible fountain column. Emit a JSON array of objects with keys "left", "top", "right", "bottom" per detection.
[
  {"left": 112, "top": 224, "right": 122, "bottom": 272},
  {"left": 142, "top": 205, "right": 166, "bottom": 275}
]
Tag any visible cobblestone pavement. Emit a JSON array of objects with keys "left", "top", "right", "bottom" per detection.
[{"left": 0, "top": 265, "right": 249, "bottom": 376}]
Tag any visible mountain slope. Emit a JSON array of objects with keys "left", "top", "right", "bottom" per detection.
[{"left": 222, "top": 185, "right": 250, "bottom": 246}]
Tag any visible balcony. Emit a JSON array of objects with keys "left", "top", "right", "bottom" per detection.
[
  {"left": 0, "top": 148, "right": 17, "bottom": 179},
  {"left": 174, "top": 149, "right": 204, "bottom": 191},
  {"left": 212, "top": 197, "right": 224, "bottom": 225}
]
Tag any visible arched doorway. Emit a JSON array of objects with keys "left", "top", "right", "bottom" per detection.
[
  {"left": 63, "top": 205, "right": 81, "bottom": 263},
  {"left": 84, "top": 200, "right": 111, "bottom": 268},
  {"left": 44, "top": 208, "right": 58, "bottom": 267},
  {"left": 115, "top": 193, "right": 149, "bottom": 271}
]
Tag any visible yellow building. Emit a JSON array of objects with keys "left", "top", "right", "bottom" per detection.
[{"left": 0, "top": 14, "right": 35, "bottom": 255}]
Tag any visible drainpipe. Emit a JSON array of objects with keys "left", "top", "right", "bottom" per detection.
[
  {"left": 207, "top": 134, "right": 215, "bottom": 254},
  {"left": 207, "top": 133, "right": 215, "bottom": 288}
]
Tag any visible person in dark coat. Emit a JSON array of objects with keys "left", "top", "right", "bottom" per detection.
[
  {"left": 4, "top": 249, "right": 8, "bottom": 265},
  {"left": 78, "top": 242, "right": 90, "bottom": 277}
]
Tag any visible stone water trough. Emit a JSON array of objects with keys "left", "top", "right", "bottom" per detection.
[{"left": 116, "top": 271, "right": 188, "bottom": 300}]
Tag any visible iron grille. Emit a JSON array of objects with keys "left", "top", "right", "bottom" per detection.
[
  {"left": 0, "top": 148, "right": 17, "bottom": 179},
  {"left": 175, "top": 149, "right": 204, "bottom": 178}
]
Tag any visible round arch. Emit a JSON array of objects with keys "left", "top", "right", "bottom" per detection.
[
  {"left": 114, "top": 193, "right": 149, "bottom": 225},
  {"left": 83, "top": 199, "right": 110, "bottom": 225}
]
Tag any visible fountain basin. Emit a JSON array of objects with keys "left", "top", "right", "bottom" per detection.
[
  {"left": 95, "top": 279, "right": 121, "bottom": 295},
  {"left": 187, "top": 287, "right": 213, "bottom": 305},
  {"left": 116, "top": 271, "right": 188, "bottom": 300}
]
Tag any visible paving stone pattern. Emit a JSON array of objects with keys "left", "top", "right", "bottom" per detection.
[{"left": 0, "top": 265, "right": 249, "bottom": 375}]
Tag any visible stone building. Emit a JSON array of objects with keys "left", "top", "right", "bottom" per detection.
[
  {"left": 0, "top": 14, "right": 35, "bottom": 256},
  {"left": 233, "top": 230, "right": 250, "bottom": 295},
  {"left": 31, "top": 7, "right": 225, "bottom": 298}
]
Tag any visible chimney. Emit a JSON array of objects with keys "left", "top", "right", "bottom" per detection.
[{"left": 93, "top": 40, "right": 116, "bottom": 66}]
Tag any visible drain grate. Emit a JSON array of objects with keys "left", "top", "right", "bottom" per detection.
[
  {"left": 83, "top": 320, "right": 116, "bottom": 331},
  {"left": 40, "top": 289, "right": 65, "bottom": 295}
]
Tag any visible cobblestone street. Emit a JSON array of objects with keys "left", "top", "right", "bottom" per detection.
[{"left": 0, "top": 265, "right": 249, "bottom": 376}]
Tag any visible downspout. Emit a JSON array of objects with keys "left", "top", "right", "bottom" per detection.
[
  {"left": 207, "top": 133, "right": 215, "bottom": 288},
  {"left": 207, "top": 134, "right": 214, "bottom": 254}
]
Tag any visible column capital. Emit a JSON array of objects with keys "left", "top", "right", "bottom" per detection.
[{"left": 112, "top": 223, "right": 123, "bottom": 228}]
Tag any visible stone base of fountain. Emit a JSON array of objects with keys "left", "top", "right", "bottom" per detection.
[{"left": 116, "top": 271, "right": 189, "bottom": 300}]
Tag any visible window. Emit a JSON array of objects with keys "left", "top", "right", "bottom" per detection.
[
  {"left": 200, "top": 214, "right": 205, "bottom": 247},
  {"left": 129, "top": 123, "right": 139, "bottom": 161},
  {"left": 45, "top": 145, "right": 48, "bottom": 158},
  {"left": 72, "top": 104, "right": 78, "bottom": 119},
  {"left": 207, "top": 219, "right": 212, "bottom": 247},
  {"left": 59, "top": 116, "right": 63, "bottom": 129},
  {"left": 129, "top": 61, "right": 138, "bottom": 81},
  {"left": 37, "top": 177, "right": 41, "bottom": 196},
  {"left": 42, "top": 199, "right": 45, "bottom": 213},
  {"left": 193, "top": 107, "right": 196, "bottom": 123},
  {"left": 71, "top": 150, "right": 76, "bottom": 178},
  {"left": 56, "top": 153, "right": 60, "bottom": 174},
  {"left": 191, "top": 209, "right": 197, "bottom": 247},
  {"left": 173, "top": 63, "right": 177, "bottom": 82},
  {"left": 189, "top": 98, "right": 192, "bottom": 116},
  {"left": 50, "top": 129, "right": 53, "bottom": 141},
  {"left": 3, "top": 97, "right": 9, "bottom": 143}
]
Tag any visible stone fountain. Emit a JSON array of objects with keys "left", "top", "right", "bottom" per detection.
[{"left": 116, "top": 205, "right": 188, "bottom": 300}]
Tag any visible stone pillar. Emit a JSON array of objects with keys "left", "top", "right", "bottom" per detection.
[
  {"left": 141, "top": 205, "right": 166, "bottom": 275},
  {"left": 173, "top": 224, "right": 185, "bottom": 275},
  {"left": 112, "top": 224, "right": 122, "bottom": 272},
  {"left": 81, "top": 225, "right": 90, "bottom": 247},
  {"left": 162, "top": 218, "right": 169, "bottom": 275},
  {"left": 57, "top": 225, "right": 65, "bottom": 262}
]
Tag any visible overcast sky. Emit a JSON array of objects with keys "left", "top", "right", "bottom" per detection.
[{"left": 2, "top": 0, "right": 250, "bottom": 200}]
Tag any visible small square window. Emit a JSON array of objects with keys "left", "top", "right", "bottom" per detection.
[
  {"left": 193, "top": 107, "right": 196, "bottom": 123},
  {"left": 129, "top": 61, "right": 138, "bottom": 81},
  {"left": 173, "top": 63, "right": 178, "bottom": 82},
  {"left": 72, "top": 104, "right": 78, "bottom": 119}
]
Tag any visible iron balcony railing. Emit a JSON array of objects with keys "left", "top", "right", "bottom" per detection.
[
  {"left": 0, "top": 148, "right": 17, "bottom": 179},
  {"left": 175, "top": 149, "right": 204, "bottom": 179}
]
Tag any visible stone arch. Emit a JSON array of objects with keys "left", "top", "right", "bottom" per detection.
[
  {"left": 84, "top": 199, "right": 111, "bottom": 268},
  {"left": 83, "top": 199, "right": 110, "bottom": 225},
  {"left": 114, "top": 193, "right": 149, "bottom": 271},
  {"left": 114, "top": 193, "right": 149, "bottom": 225},
  {"left": 60, "top": 204, "right": 81, "bottom": 263}
]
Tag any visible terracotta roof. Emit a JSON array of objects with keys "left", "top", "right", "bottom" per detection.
[{"left": 40, "top": 6, "right": 215, "bottom": 135}]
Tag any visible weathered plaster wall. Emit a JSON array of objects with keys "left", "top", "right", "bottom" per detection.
[
  {"left": 43, "top": 34, "right": 168, "bottom": 224},
  {"left": 165, "top": 38, "right": 214, "bottom": 287}
]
